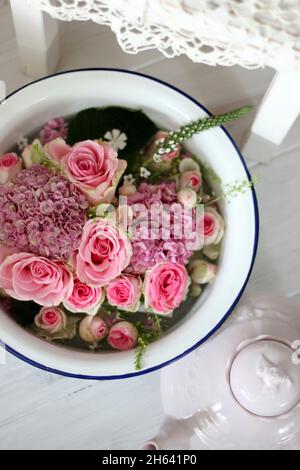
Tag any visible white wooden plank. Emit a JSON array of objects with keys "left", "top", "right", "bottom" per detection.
[
  {"left": 10, "top": 0, "right": 60, "bottom": 77},
  {"left": 0, "top": 354, "right": 163, "bottom": 450},
  {"left": 248, "top": 147, "right": 300, "bottom": 295}
]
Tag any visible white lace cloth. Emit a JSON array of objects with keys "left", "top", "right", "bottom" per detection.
[{"left": 27, "top": 0, "right": 300, "bottom": 70}]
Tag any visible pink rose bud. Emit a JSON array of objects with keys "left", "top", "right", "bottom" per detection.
[
  {"left": 203, "top": 243, "right": 221, "bottom": 260},
  {"left": 177, "top": 188, "right": 197, "bottom": 209},
  {"left": 118, "top": 183, "right": 137, "bottom": 196},
  {"left": 79, "top": 315, "right": 108, "bottom": 343},
  {"left": 188, "top": 259, "right": 217, "bottom": 284},
  {"left": 63, "top": 140, "right": 127, "bottom": 205},
  {"left": 190, "top": 283, "right": 202, "bottom": 298},
  {"left": 106, "top": 274, "right": 142, "bottom": 312},
  {"left": 63, "top": 277, "right": 105, "bottom": 315},
  {"left": 21, "top": 139, "right": 44, "bottom": 168},
  {"left": 198, "top": 207, "right": 225, "bottom": 246},
  {"left": 144, "top": 262, "right": 190, "bottom": 315},
  {"left": 0, "top": 153, "right": 22, "bottom": 184},
  {"left": 179, "top": 170, "right": 202, "bottom": 192},
  {"left": 44, "top": 138, "right": 72, "bottom": 162},
  {"left": 179, "top": 157, "right": 200, "bottom": 173},
  {"left": 95, "top": 203, "right": 116, "bottom": 219},
  {"left": 35, "top": 307, "right": 67, "bottom": 334},
  {"left": 145, "top": 131, "right": 181, "bottom": 161},
  {"left": 107, "top": 321, "right": 138, "bottom": 351}
]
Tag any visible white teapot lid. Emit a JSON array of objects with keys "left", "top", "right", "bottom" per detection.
[{"left": 230, "top": 339, "right": 300, "bottom": 417}]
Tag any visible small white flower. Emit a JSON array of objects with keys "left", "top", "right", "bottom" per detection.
[
  {"left": 153, "top": 153, "right": 162, "bottom": 163},
  {"left": 124, "top": 174, "right": 135, "bottom": 184},
  {"left": 140, "top": 167, "right": 151, "bottom": 178},
  {"left": 104, "top": 129, "right": 127, "bottom": 151},
  {"left": 17, "top": 135, "right": 29, "bottom": 151}
]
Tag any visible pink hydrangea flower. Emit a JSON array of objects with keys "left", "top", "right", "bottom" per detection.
[
  {"left": 0, "top": 165, "right": 88, "bottom": 260},
  {"left": 106, "top": 274, "right": 142, "bottom": 312},
  {"left": 0, "top": 153, "right": 22, "bottom": 184},
  {"left": 125, "top": 182, "right": 196, "bottom": 274},
  {"left": 0, "top": 252, "right": 73, "bottom": 306},
  {"left": 63, "top": 277, "right": 105, "bottom": 315},
  {"left": 39, "top": 117, "right": 68, "bottom": 145},
  {"left": 107, "top": 321, "right": 138, "bottom": 350},
  {"left": 35, "top": 307, "right": 67, "bottom": 334},
  {"left": 76, "top": 218, "right": 132, "bottom": 287},
  {"left": 144, "top": 262, "right": 190, "bottom": 315},
  {"left": 63, "top": 140, "right": 127, "bottom": 205}
]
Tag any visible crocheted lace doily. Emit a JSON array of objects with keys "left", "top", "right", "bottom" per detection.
[{"left": 28, "top": 0, "right": 300, "bottom": 69}]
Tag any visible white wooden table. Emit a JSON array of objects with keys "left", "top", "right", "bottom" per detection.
[{"left": 0, "top": 2, "right": 300, "bottom": 449}]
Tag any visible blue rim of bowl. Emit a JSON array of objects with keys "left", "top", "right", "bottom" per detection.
[{"left": 1, "top": 68, "right": 259, "bottom": 380}]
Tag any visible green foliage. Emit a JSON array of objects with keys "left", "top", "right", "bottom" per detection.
[
  {"left": 67, "top": 107, "right": 158, "bottom": 166},
  {"left": 154, "top": 106, "right": 253, "bottom": 158},
  {"left": 134, "top": 315, "right": 162, "bottom": 370}
]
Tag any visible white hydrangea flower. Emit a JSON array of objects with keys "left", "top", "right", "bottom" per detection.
[
  {"left": 104, "top": 129, "right": 127, "bottom": 151},
  {"left": 17, "top": 135, "right": 29, "bottom": 151},
  {"left": 140, "top": 167, "right": 151, "bottom": 178}
]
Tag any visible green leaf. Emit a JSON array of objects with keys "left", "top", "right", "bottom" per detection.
[{"left": 67, "top": 106, "right": 158, "bottom": 162}]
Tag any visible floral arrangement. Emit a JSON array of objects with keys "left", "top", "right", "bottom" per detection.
[{"left": 0, "top": 105, "right": 253, "bottom": 369}]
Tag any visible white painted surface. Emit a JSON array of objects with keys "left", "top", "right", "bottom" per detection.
[
  {"left": 10, "top": 0, "right": 60, "bottom": 76},
  {"left": 243, "top": 70, "right": 300, "bottom": 163},
  {"left": 0, "top": 4, "right": 299, "bottom": 450}
]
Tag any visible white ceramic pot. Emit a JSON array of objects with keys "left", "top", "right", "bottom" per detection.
[
  {"left": 144, "top": 294, "right": 300, "bottom": 450},
  {"left": 0, "top": 69, "right": 258, "bottom": 379}
]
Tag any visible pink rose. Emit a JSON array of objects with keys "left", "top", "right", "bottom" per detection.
[
  {"left": 179, "top": 170, "right": 202, "bottom": 192},
  {"left": 107, "top": 321, "right": 138, "bottom": 351},
  {"left": 35, "top": 306, "right": 67, "bottom": 334},
  {"left": 144, "top": 262, "right": 190, "bottom": 315},
  {"left": 0, "top": 253, "right": 73, "bottom": 306},
  {"left": 0, "top": 153, "right": 22, "bottom": 184},
  {"left": 44, "top": 138, "right": 71, "bottom": 162},
  {"left": 63, "top": 277, "right": 105, "bottom": 315},
  {"left": 198, "top": 207, "right": 225, "bottom": 246},
  {"left": 106, "top": 274, "right": 142, "bottom": 312},
  {"left": 79, "top": 315, "right": 108, "bottom": 343},
  {"left": 63, "top": 140, "right": 127, "bottom": 205},
  {"left": 76, "top": 218, "right": 132, "bottom": 287},
  {"left": 145, "top": 131, "right": 180, "bottom": 161}
]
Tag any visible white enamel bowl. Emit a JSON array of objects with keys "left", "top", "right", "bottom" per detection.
[{"left": 0, "top": 69, "right": 259, "bottom": 379}]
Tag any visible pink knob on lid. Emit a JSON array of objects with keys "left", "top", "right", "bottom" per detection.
[{"left": 230, "top": 340, "right": 300, "bottom": 418}]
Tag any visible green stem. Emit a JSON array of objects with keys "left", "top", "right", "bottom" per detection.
[{"left": 154, "top": 105, "right": 253, "bottom": 159}]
